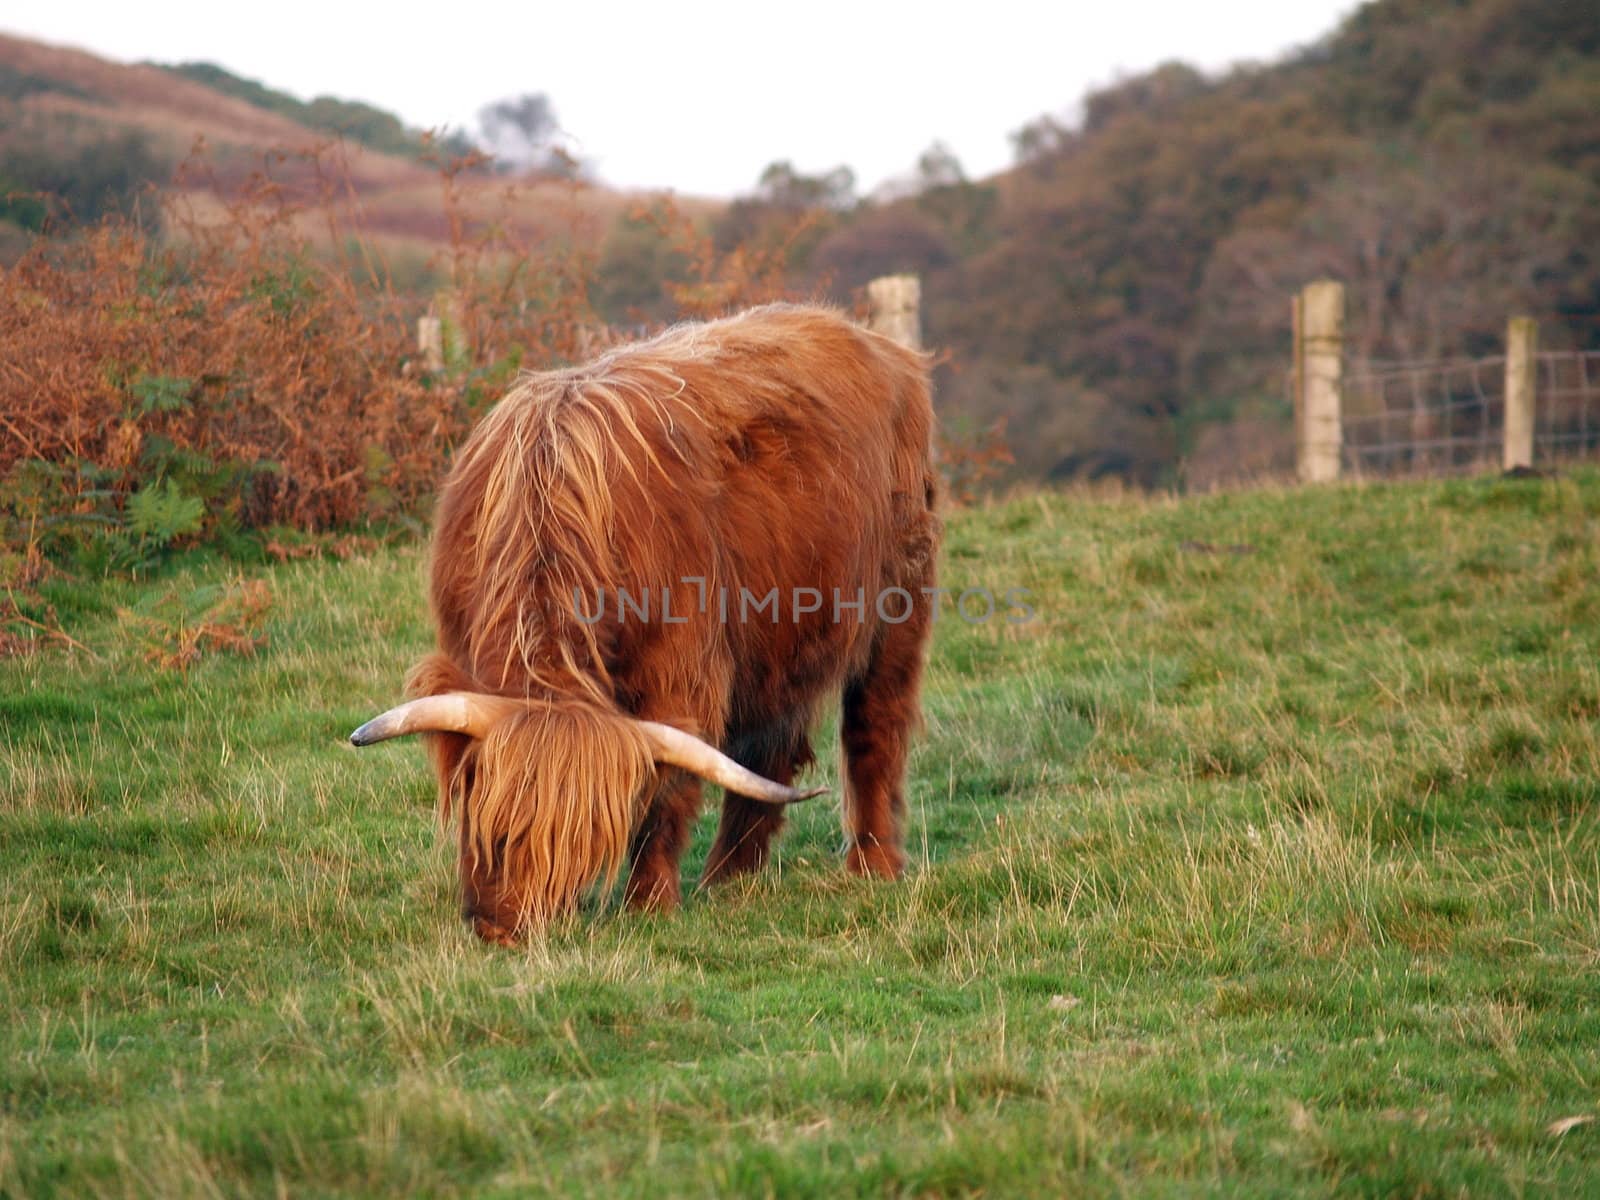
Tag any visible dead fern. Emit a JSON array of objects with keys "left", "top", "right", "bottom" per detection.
[{"left": 119, "top": 577, "right": 272, "bottom": 673}]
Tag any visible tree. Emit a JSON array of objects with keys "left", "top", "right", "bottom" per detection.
[
  {"left": 808, "top": 208, "right": 953, "bottom": 294},
  {"left": 755, "top": 161, "right": 856, "bottom": 211},
  {"left": 1009, "top": 114, "right": 1072, "bottom": 164},
  {"left": 593, "top": 203, "right": 693, "bottom": 324},
  {"left": 1083, "top": 62, "right": 1209, "bottom": 133},
  {"left": 915, "top": 142, "right": 965, "bottom": 190},
  {"left": 476, "top": 93, "right": 576, "bottom": 175}
]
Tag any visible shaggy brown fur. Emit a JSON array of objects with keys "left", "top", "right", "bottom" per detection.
[{"left": 410, "top": 304, "right": 941, "bottom": 941}]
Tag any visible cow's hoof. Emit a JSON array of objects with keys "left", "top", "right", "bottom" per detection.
[
  {"left": 846, "top": 841, "right": 904, "bottom": 880},
  {"left": 471, "top": 915, "right": 521, "bottom": 946}
]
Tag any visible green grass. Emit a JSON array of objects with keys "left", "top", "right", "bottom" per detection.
[{"left": 3, "top": 472, "right": 1599, "bottom": 1196}]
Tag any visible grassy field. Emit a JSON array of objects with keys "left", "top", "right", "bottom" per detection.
[{"left": 3, "top": 473, "right": 1599, "bottom": 1196}]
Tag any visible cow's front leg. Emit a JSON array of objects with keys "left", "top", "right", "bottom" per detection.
[{"left": 623, "top": 771, "right": 701, "bottom": 911}]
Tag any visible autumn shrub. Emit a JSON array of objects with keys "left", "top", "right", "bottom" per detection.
[
  {"left": 0, "top": 141, "right": 830, "bottom": 571},
  {"left": 0, "top": 142, "right": 599, "bottom": 563},
  {"left": 0, "top": 222, "right": 457, "bottom": 559}
]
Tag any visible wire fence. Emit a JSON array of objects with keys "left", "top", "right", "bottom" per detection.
[
  {"left": 1340, "top": 351, "right": 1600, "bottom": 478},
  {"left": 1536, "top": 350, "right": 1600, "bottom": 463}
]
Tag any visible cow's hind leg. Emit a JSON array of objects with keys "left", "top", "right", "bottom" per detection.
[
  {"left": 841, "top": 607, "right": 931, "bottom": 880},
  {"left": 701, "top": 723, "right": 814, "bottom": 886}
]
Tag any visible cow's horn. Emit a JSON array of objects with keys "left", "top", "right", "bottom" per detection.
[
  {"left": 635, "top": 721, "right": 826, "bottom": 806},
  {"left": 350, "top": 692, "right": 524, "bottom": 746}
]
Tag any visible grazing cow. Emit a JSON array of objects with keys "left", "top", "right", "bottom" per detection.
[{"left": 351, "top": 305, "right": 940, "bottom": 943}]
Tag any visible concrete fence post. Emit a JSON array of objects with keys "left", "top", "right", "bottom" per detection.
[
  {"left": 867, "top": 275, "right": 922, "bottom": 350},
  {"left": 1503, "top": 317, "right": 1537, "bottom": 471},
  {"left": 1296, "top": 280, "right": 1344, "bottom": 483}
]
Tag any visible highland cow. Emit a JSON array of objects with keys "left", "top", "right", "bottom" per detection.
[{"left": 351, "top": 305, "right": 940, "bottom": 943}]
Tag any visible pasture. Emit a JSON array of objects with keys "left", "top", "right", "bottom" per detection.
[{"left": 3, "top": 473, "right": 1599, "bottom": 1196}]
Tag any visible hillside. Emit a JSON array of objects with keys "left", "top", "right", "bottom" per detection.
[
  {"left": 3, "top": 473, "right": 1599, "bottom": 1192},
  {"left": 797, "top": 0, "right": 1600, "bottom": 485},
  {"left": 157, "top": 60, "right": 479, "bottom": 163},
  {"left": 0, "top": 33, "right": 680, "bottom": 273}
]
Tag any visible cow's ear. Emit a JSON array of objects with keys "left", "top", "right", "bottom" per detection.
[{"left": 634, "top": 720, "right": 825, "bottom": 805}]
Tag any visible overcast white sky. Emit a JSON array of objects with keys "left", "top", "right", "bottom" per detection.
[{"left": 5, "top": 1, "right": 1361, "bottom": 197}]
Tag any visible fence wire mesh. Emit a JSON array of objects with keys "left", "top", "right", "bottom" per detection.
[
  {"left": 1537, "top": 351, "right": 1600, "bottom": 463},
  {"left": 1338, "top": 351, "right": 1600, "bottom": 477}
]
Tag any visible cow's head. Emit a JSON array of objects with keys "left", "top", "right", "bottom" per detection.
[{"left": 350, "top": 686, "right": 820, "bottom": 942}]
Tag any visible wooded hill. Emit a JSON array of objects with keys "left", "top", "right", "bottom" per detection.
[
  {"left": 0, "top": 33, "right": 648, "bottom": 284},
  {"left": 791, "top": 0, "right": 1600, "bottom": 485}
]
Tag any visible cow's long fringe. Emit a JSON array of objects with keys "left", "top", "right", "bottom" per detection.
[
  {"left": 406, "top": 652, "right": 654, "bottom": 928},
  {"left": 454, "top": 703, "right": 653, "bottom": 926}
]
